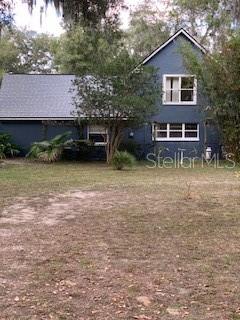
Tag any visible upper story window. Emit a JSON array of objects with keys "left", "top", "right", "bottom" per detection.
[
  {"left": 88, "top": 125, "right": 108, "bottom": 146},
  {"left": 163, "top": 75, "right": 197, "bottom": 105}
]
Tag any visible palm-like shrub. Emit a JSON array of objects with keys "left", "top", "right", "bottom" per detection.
[
  {"left": 27, "top": 132, "right": 72, "bottom": 163},
  {"left": 0, "top": 133, "right": 20, "bottom": 159},
  {"left": 112, "top": 151, "right": 136, "bottom": 170}
]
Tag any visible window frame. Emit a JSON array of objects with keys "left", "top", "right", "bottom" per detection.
[
  {"left": 162, "top": 74, "right": 197, "bottom": 105},
  {"left": 152, "top": 123, "right": 199, "bottom": 141},
  {"left": 87, "top": 124, "right": 108, "bottom": 146}
]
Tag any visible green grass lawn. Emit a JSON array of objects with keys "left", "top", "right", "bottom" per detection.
[
  {"left": 0, "top": 159, "right": 238, "bottom": 199},
  {"left": 0, "top": 160, "right": 240, "bottom": 319}
]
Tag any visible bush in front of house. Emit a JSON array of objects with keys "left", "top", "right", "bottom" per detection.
[
  {"left": 62, "top": 139, "right": 94, "bottom": 161},
  {"left": 118, "top": 140, "right": 141, "bottom": 159},
  {"left": 26, "top": 132, "right": 72, "bottom": 163},
  {"left": 0, "top": 133, "right": 20, "bottom": 159},
  {"left": 112, "top": 151, "right": 136, "bottom": 170}
]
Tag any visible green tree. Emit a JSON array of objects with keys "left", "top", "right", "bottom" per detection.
[
  {"left": 127, "top": 0, "right": 170, "bottom": 60},
  {"left": 223, "top": 0, "right": 240, "bottom": 27},
  {"left": 0, "top": 33, "right": 19, "bottom": 77},
  {"left": 170, "top": 0, "right": 240, "bottom": 48},
  {"left": 12, "top": 29, "right": 58, "bottom": 73},
  {"left": 0, "top": 29, "right": 57, "bottom": 75},
  {"left": 182, "top": 32, "right": 240, "bottom": 161},
  {"left": 0, "top": 0, "right": 13, "bottom": 38},
  {"left": 55, "top": 25, "right": 122, "bottom": 74},
  {"left": 56, "top": 24, "right": 159, "bottom": 163},
  {"left": 28, "top": 0, "right": 124, "bottom": 28},
  {"left": 73, "top": 49, "right": 159, "bottom": 163}
]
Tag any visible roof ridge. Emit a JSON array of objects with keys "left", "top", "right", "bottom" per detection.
[{"left": 140, "top": 28, "right": 207, "bottom": 65}]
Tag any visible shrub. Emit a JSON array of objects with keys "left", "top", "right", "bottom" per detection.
[
  {"left": 112, "top": 151, "right": 136, "bottom": 170},
  {"left": 63, "top": 139, "right": 93, "bottom": 161},
  {"left": 118, "top": 140, "right": 141, "bottom": 158},
  {"left": 27, "top": 132, "right": 72, "bottom": 163},
  {"left": 0, "top": 133, "right": 20, "bottom": 159}
]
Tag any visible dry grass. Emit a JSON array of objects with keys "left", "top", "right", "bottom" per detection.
[{"left": 0, "top": 160, "right": 240, "bottom": 319}]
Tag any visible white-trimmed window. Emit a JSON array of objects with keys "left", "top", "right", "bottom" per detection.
[
  {"left": 88, "top": 125, "right": 108, "bottom": 146},
  {"left": 152, "top": 123, "right": 199, "bottom": 141},
  {"left": 163, "top": 75, "right": 197, "bottom": 105}
]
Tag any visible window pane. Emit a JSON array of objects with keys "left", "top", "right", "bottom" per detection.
[
  {"left": 185, "top": 131, "right": 198, "bottom": 138},
  {"left": 157, "top": 132, "right": 167, "bottom": 138},
  {"left": 185, "top": 124, "right": 198, "bottom": 130},
  {"left": 156, "top": 123, "right": 167, "bottom": 130},
  {"left": 181, "top": 89, "right": 194, "bottom": 102},
  {"left": 172, "top": 90, "right": 179, "bottom": 102},
  {"left": 165, "top": 77, "right": 179, "bottom": 102},
  {"left": 172, "top": 77, "right": 179, "bottom": 89},
  {"left": 170, "top": 131, "right": 182, "bottom": 138},
  {"left": 165, "top": 78, "right": 171, "bottom": 90},
  {"left": 89, "top": 125, "right": 106, "bottom": 134},
  {"left": 166, "top": 77, "right": 179, "bottom": 89},
  {"left": 170, "top": 123, "right": 182, "bottom": 130},
  {"left": 166, "top": 90, "right": 179, "bottom": 102},
  {"left": 89, "top": 133, "right": 107, "bottom": 143},
  {"left": 165, "top": 90, "right": 171, "bottom": 102},
  {"left": 181, "top": 77, "right": 194, "bottom": 89}
]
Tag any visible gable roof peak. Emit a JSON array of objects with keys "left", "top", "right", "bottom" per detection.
[{"left": 142, "top": 28, "right": 207, "bottom": 65}]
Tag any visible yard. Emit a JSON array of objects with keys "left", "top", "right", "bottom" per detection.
[{"left": 0, "top": 160, "right": 240, "bottom": 320}]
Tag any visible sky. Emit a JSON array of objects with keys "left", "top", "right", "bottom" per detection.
[{"left": 13, "top": 0, "right": 145, "bottom": 36}]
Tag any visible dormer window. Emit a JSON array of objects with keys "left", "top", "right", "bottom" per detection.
[{"left": 163, "top": 75, "right": 197, "bottom": 105}]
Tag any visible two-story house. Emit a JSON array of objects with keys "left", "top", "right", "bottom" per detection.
[
  {"left": 131, "top": 29, "right": 219, "bottom": 159},
  {"left": 0, "top": 29, "right": 220, "bottom": 159}
]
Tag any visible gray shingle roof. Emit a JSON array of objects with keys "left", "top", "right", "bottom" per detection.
[{"left": 0, "top": 74, "right": 77, "bottom": 119}]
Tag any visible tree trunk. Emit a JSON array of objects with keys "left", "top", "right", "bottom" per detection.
[{"left": 106, "top": 124, "right": 123, "bottom": 164}]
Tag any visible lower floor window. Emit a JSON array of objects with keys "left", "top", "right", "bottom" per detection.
[
  {"left": 153, "top": 123, "right": 199, "bottom": 141},
  {"left": 88, "top": 125, "right": 108, "bottom": 146}
]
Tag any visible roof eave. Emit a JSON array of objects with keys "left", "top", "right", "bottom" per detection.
[{"left": 141, "top": 28, "right": 207, "bottom": 66}]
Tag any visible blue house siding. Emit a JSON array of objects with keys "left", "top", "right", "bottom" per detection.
[
  {"left": 0, "top": 120, "right": 107, "bottom": 160},
  {"left": 129, "top": 34, "right": 220, "bottom": 159},
  {"left": 45, "top": 124, "right": 79, "bottom": 141},
  {"left": 131, "top": 123, "right": 205, "bottom": 159},
  {"left": 0, "top": 121, "right": 79, "bottom": 154},
  {"left": 205, "top": 123, "right": 221, "bottom": 156},
  {"left": 0, "top": 121, "right": 44, "bottom": 153}
]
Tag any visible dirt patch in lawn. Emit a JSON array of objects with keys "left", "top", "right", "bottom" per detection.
[
  {"left": 1, "top": 190, "right": 128, "bottom": 225},
  {"left": 0, "top": 166, "right": 240, "bottom": 320}
]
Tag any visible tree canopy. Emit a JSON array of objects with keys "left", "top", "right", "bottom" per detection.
[
  {"left": 0, "top": 33, "right": 18, "bottom": 77},
  {"left": 28, "top": 0, "right": 124, "bottom": 28},
  {"left": 73, "top": 49, "right": 159, "bottom": 162},
  {"left": 127, "top": 0, "right": 170, "bottom": 60},
  {"left": 0, "top": 28, "right": 57, "bottom": 75},
  {"left": 55, "top": 25, "right": 123, "bottom": 75},
  {"left": 170, "top": 0, "right": 240, "bottom": 48},
  {"left": 182, "top": 32, "right": 240, "bottom": 161},
  {"left": 0, "top": 0, "right": 13, "bottom": 37}
]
